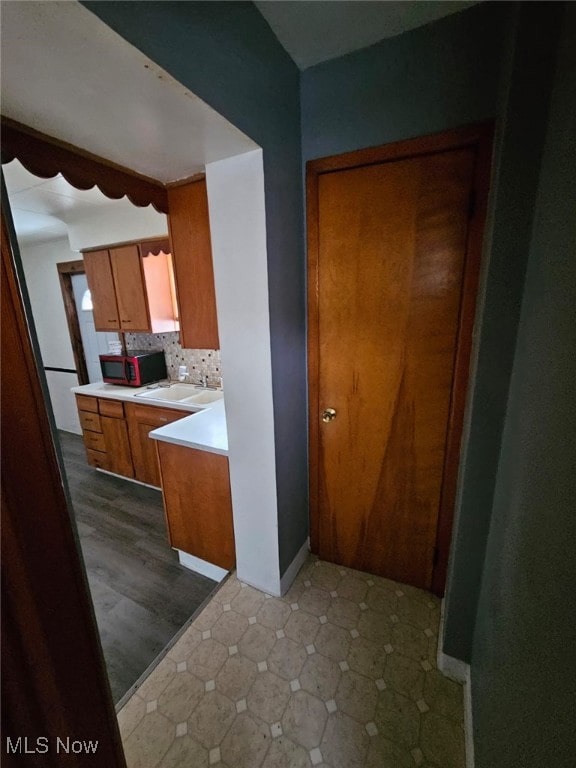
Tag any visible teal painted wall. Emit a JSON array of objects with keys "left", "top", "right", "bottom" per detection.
[
  {"left": 301, "top": 2, "right": 510, "bottom": 161},
  {"left": 442, "top": 0, "right": 563, "bottom": 662},
  {"left": 471, "top": 5, "right": 576, "bottom": 765}
]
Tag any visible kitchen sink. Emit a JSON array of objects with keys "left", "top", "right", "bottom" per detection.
[
  {"left": 135, "top": 384, "right": 224, "bottom": 407},
  {"left": 136, "top": 384, "right": 199, "bottom": 402},
  {"left": 183, "top": 390, "right": 224, "bottom": 405}
]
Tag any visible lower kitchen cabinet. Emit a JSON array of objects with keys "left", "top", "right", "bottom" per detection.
[
  {"left": 75, "top": 394, "right": 133, "bottom": 478},
  {"left": 75, "top": 393, "right": 234, "bottom": 569},
  {"left": 101, "top": 416, "right": 134, "bottom": 477},
  {"left": 125, "top": 403, "right": 188, "bottom": 487},
  {"left": 156, "top": 441, "right": 235, "bottom": 570}
]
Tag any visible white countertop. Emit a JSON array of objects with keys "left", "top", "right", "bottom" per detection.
[
  {"left": 71, "top": 382, "right": 228, "bottom": 456},
  {"left": 149, "top": 399, "right": 228, "bottom": 456}
]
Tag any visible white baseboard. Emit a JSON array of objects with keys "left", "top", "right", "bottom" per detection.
[
  {"left": 437, "top": 597, "right": 468, "bottom": 683},
  {"left": 96, "top": 467, "right": 159, "bottom": 490},
  {"left": 177, "top": 550, "right": 228, "bottom": 582},
  {"left": 437, "top": 599, "right": 474, "bottom": 768},
  {"left": 280, "top": 538, "right": 310, "bottom": 596},
  {"left": 235, "top": 540, "right": 310, "bottom": 598},
  {"left": 463, "top": 665, "right": 474, "bottom": 768},
  {"left": 437, "top": 648, "right": 469, "bottom": 684},
  {"left": 235, "top": 574, "right": 280, "bottom": 596}
]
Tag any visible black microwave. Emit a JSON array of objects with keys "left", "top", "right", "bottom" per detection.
[{"left": 99, "top": 350, "right": 167, "bottom": 387}]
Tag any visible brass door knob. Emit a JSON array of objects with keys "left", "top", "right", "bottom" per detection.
[{"left": 322, "top": 408, "right": 337, "bottom": 422}]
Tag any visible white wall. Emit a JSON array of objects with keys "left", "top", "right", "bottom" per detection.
[
  {"left": 19, "top": 237, "right": 81, "bottom": 434},
  {"left": 67, "top": 199, "right": 167, "bottom": 251},
  {"left": 18, "top": 201, "right": 168, "bottom": 434},
  {"left": 45, "top": 370, "right": 82, "bottom": 434},
  {"left": 206, "top": 149, "right": 281, "bottom": 595}
]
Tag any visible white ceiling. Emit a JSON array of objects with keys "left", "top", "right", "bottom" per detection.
[
  {"left": 1, "top": 0, "right": 481, "bottom": 244},
  {"left": 3, "top": 162, "right": 69, "bottom": 244},
  {"left": 0, "top": 1, "right": 257, "bottom": 183},
  {"left": 255, "top": 1, "right": 481, "bottom": 70},
  {"left": 1, "top": 1, "right": 258, "bottom": 244},
  {"left": 2, "top": 159, "right": 159, "bottom": 246}
]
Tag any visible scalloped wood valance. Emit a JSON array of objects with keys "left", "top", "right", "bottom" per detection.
[
  {"left": 1, "top": 117, "right": 169, "bottom": 214},
  {"left": 140, "top": 238, "right": 171, "bottom": 257}
]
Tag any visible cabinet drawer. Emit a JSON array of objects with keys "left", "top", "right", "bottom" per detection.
[
  {"left": 83, "top": 430, "right": 106, "bottom": 452},
  {"left": 79, "top": 411, "right": 102, "bottom": 432},
  {"left": 98, "top": 398, "right": 124, "bottom": 418},
  {"left": 76, "top": 394, "right": 98, "bottom": 413},
  {"left": 128, "top": 403, "right": 186, "bottom": 426},
  {"left": 86, "top": 449, "right": 110, "bottom": 470}
]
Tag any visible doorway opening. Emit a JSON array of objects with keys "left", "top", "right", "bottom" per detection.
[
  {"left": 69, "top": 270, "right": 120, "bottom": 383},
  {"left": 2, "top": 161, "right": 219, "bottom": 704},
  {"left": 1, "top": 2, "right": 278, "bottom": 755},
  {"left": 57, "top": 259, "right": 90, "bottom": 385}
]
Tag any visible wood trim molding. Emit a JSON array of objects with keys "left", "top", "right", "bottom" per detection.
[
  {"left": 431, "top": 124, "right": 494, "bottom": 596},
  {"left": 306, "top": 123, "right": 494, "bottom": 596},
  {"left": 307, "top": 122, "right": 493, "bottom": 176},
  {"left": 165, "top": 172, "right": 206, "bottom": 189},
  {"left": 306, "top": 168, "right": 321, "bottom": 554},
  {"left": 57, "top": 259, "right": 89, "bottom": 386},
  {"left": 82, "top": 236, "right": 170, "bottom": 256},
  {"left": 1, "top": 117, "right": 168, "bottom": 213},
  {"left": 1, "top": 209, "right": 126, "bottom": 766}
]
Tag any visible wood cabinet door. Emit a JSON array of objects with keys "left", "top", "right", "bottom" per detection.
[
  {"left": 168, "top": 179, "right": 220, "bottom": 349},
  {"left": 157, "top": 441, "right": 235, "bottom": 569},
  {"left": 100, "top": 415, "right": 134, "bottom": 478},
  {"left": 83, "top": 250, "right": 120, "bottom": 331},
  {"left": 110, "top": 244, "right": 150, "bottom": 332},
  {"left": 125, "top": 403, "right": 187, "bottom": 486}
]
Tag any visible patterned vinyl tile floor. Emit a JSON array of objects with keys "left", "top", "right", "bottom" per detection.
[{"left": 118, "top": 556, "right": 465, "bottom": 768}]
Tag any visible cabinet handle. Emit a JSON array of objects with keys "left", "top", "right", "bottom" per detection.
[
  {"left": 122, "top": 320, "right": 131, "bottom": 323},
  {"left": 159, "top": 418, "right": 167, "bottom": 422}
]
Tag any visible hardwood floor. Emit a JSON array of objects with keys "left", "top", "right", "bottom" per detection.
[{"left": 59, "top": 430, "right": 218, "bottom": 704}]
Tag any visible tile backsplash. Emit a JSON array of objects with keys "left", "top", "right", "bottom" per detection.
[{"left": 125, "top": 332, "right": 222, "bottom": 386}]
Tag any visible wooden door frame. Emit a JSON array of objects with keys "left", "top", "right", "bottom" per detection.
[
  {"left": 57, "top": 259, "right": 90, "bottom": 385},
  {"left": 306, "top": 122, "right": 494, "bottom": 596},
  {"left": 1, "top": 202, "right": 126, "bottom": 765},
  {"left": 0, "top": 123, "right": 174, "bottom": 764}
]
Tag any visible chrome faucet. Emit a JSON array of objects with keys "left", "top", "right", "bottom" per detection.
[{"left": 195, "top": 374, "right": 216, "bottom": 390}]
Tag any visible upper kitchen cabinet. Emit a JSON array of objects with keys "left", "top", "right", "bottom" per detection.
[
  {"left": 83, "top": 239, "right": 178, "bottom": 334},
  {"left": 83, "top": 248, "right": 120, "bottom": 331},
  {"left": 167, "top": 178, "right": 220, "bottom": 349}
]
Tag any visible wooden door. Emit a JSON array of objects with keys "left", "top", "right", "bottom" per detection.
[
  {"left": 125, "top": 403, "right": 187, "bottom": 486},
  {"left": 308, "top": 126, "right": 492, "bottom": 593},
  {"left": 168, "top": 179, "right": 220, "bottom": 349},
  {"left": 83, "top": 249, "right": 120, "bottom": 331},
  {"left": 110, "top": 244, "right": 150, "bottom": 332}
]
